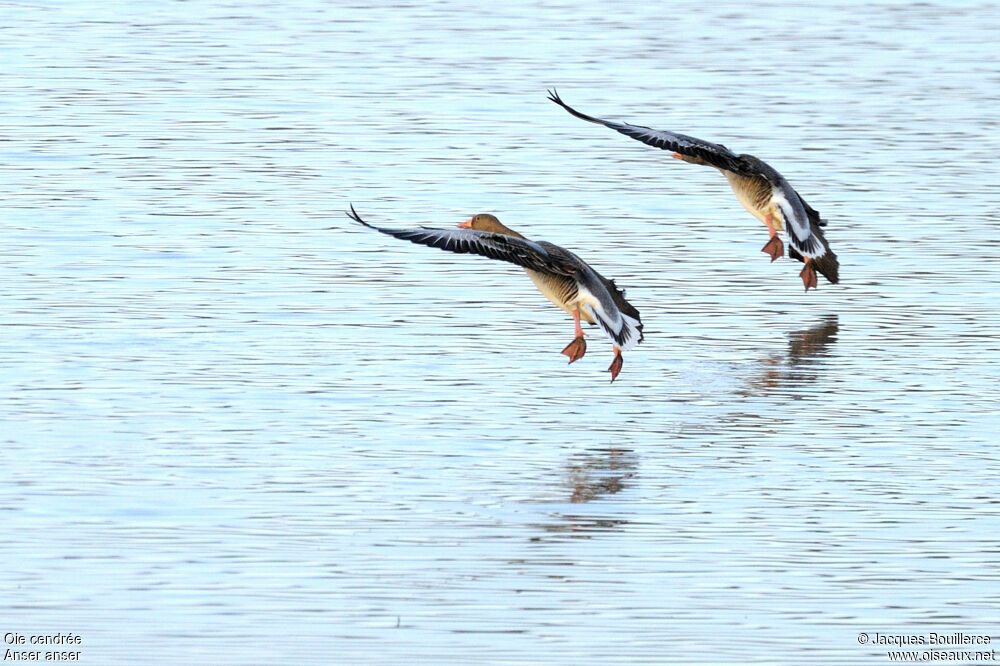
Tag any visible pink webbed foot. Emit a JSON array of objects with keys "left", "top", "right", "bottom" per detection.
[
  {"left": 607, "top": 348, "right": 623, "bottom": 382},
  {"left": 561, "top": 336, "right": 587, "bottom": 364},
  {"left": 761, "top": 235, "right": 784, "bottom": 262},
  {"left": 800, "top": 262, "right": 818, "bottom": 291}
]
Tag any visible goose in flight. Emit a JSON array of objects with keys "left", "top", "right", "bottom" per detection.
[
  {"left": 348, "top": 205, "right": 643, "bottom": 381},
  {"left": 548, "top": 90, "right": 839, "bottom": 291}
]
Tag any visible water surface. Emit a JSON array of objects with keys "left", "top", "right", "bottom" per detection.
[{"left": 3, "top": 1, "right": 999, "bottom": 663}]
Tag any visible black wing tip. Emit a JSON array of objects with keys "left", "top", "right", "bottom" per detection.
[
  {"left": 817, "top": 253, "right": 840, "bottom": 284},
  {"left": 346, "top": 203, "right": 376, "bottom": 229},
  {"left": 547, "top": 87, "right": 571, "bottom": 111},
  {"left": 546, "top": 88, "right": 604, "bottom": 125}
]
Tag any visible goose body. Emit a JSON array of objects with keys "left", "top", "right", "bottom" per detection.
[
  {"left": 525, "top": 269, "right": 594, "bottom": 323},
  {"left": 548, "top": 90, "right": 839, "bottom": 290},
  {"left": 724, "top": 171, "right": 783, "bottom": 230},
  {"left": 348, "top": 205, "right": 642, "bottom": 379}
]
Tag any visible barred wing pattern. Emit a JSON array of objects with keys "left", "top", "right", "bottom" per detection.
[{"left": 348, "top": 205, "right": 577, "bottom": 278}]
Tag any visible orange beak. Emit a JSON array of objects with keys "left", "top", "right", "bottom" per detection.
[{"left": 458, "top": 218, "right": 473, "bottom": 228}]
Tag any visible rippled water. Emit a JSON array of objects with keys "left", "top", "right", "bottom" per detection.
[{"left": 3, "top": 1, "right": 999, "bottom": 663}]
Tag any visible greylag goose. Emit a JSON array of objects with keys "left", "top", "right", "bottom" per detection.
[
  {"left": 548, "top": 90, "right": 839, "bottom": 291},
  {"left": 348, "top": 205, "right": 643, "bottom": 380}
]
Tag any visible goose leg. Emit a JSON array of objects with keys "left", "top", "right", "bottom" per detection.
[
  {"left": 561, "top": 309, "right": 587, "bottom": 363},
  {"left": 607, "top": 346, "right": 623, "bottom": 382},
  {"left": 800, "top": 259, "right": 818, "bottom": 291},
  {"left": 761, "top": 214, "right": 784, "bottom": 262}
]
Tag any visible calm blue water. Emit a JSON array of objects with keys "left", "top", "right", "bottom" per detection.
[{"left": 3, "top": 1, "right": 999, "bottom": 663}]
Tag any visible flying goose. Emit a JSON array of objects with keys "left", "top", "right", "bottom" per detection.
[
  {"left": 548, "top": 90, "right": 839, "bottom": 291},
  {"left": 348, "top": 205, "right": 643, "bottom": 380}
]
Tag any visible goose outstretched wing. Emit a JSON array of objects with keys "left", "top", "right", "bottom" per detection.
[
  {"left": 348, "top": 205, "right": 578, "bottom": 277},
  {"left": 548, "top": 89, "right": 750, "bottom": 175}
]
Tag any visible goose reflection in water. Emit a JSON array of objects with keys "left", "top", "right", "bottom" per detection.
[
  {"left": 529, "top": 448, "right": 638, "bottom": 541},
  {"left": 535, "top": 319, "right": 837, "bottom": 538},
  {"left": 743, "top": 315, "right": 839, "bottom": 394},
  {"left": 566, "top": 447, "right": 638, "bottom": 504}
]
